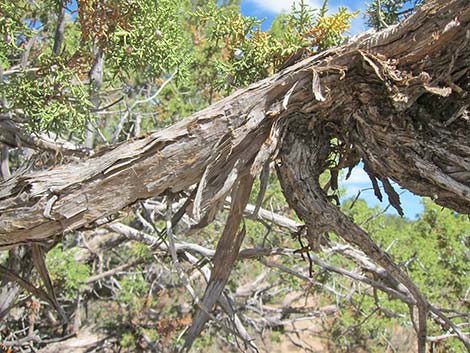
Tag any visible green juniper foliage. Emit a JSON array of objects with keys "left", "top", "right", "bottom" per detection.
[
  {"left": 1, "top": 0, "right": 467, "bottom": 352},
  {"left": 365, "top": 0, "right": 426, "bottom": 29},
  {"left": 0, "top": 0, "right": 358, "bottom": 138}
]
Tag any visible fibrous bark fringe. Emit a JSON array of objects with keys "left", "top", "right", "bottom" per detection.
[{"left": 0, "top": 0, "right": 469, "bottom": 351}]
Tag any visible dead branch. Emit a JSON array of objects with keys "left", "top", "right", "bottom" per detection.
[{"left": 0, "top": 1, "right": 469, "bottom": 351}]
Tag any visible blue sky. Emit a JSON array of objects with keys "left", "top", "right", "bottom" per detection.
[
  {"left": 239, "top": 0, "right": 425, "bottom": 219},
  {"left": 240, "top": 0, "right": 368, "bottom": 34},
  {"left": 340, "top": 164, "right": 424, "bottom": 219}
]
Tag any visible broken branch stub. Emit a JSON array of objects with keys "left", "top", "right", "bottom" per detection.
[{"left": 0, "top": 1, "right": 469, "bottom": 351}]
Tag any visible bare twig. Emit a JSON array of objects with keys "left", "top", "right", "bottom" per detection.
[
  {"left": 112, "top": 71, "right": 176, "bottom": 142},
  {"left": 84, "top": 259, "right": 145, "bottom": 284}
]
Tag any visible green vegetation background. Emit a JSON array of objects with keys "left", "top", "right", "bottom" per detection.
[{"left": 1, "top": 0, "right": 468, "bottom": 351}]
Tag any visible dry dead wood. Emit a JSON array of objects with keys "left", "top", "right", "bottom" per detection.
[
  {"left": 0, "top": 0, "right": 468, "bottom": 247},
  {"left": 0, "top": 0, "right": 469, "bottom": 351}
]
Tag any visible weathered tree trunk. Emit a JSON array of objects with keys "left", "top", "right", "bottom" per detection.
[
  {"left": 0, "top": 0, "right": 468, "bottom": 247},
  {"left": 0, "top": 0, "right": 469, "bottom": 351}
]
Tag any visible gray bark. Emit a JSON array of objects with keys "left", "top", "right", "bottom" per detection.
[
  {"left": 0, "top": 118, "right": 90, "bottom": 157},
  {"left": 0, "top": 144, "right": 10, "bottom": 180},
  {"left": 52, "top": 0, "right": 66, "bottom": 56},
  {"left": 0, "top": 0, "right": 468, "bottom": 248}
]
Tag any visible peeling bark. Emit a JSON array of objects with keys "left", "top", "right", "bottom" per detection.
[
  {"left": 0, "top": 0, "right": 468, "bottom": 248},
  {"left": 182, "top": 174, "right": 254, "bottom": 350}
]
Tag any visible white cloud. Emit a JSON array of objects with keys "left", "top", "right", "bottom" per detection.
[
  {"left": 245, "top": 0, "right": 322, "bottom": 14},
  {"left": 342, "top": 167, "right": 370, "bottom": 184},
  {"left": 244, "top": 0, "right": 368, "bottom": 35}
]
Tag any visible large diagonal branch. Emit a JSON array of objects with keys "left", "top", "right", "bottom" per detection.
[{"left": 0, "top": 0, "right": 469, "bottom": 247}]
